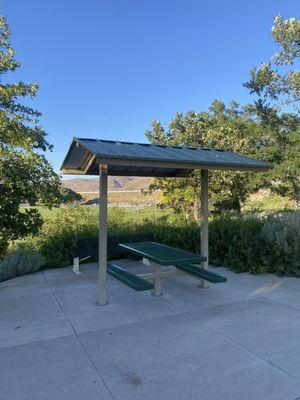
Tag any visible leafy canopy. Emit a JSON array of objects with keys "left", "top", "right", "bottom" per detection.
[
  {"left": 244, "top": 15, "right": 300, "bottom": 204},
  {"left": 146, "top": 16, "right": 300, "bottom": 218},
  {"left": 146, "top": 101, "right": 267, "bottom": 218},
  {"left": 60, "top": 187, "right": 83, "bottom": 203},
  {"left": 244, "top": 16, "right": 300, "bottom": 116},
  {"left": 0, "top": 16, "right": 61, "bottom": 257}
]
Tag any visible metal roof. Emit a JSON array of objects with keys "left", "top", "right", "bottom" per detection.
[{"left": 61, "top": 137, "right": 272, "bottom": 177}]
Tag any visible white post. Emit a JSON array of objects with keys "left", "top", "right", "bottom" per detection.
[
  {"left": 72, "top": 257, "right": 81, "bottom": 275},
  {"left": 98, "top": 164, "right": 108, "bottom": 305},
  {"left": 200, "top": 169, "right": 209, "bottom": 288}
]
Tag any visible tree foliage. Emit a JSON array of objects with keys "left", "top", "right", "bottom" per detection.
[
  {"left": 244, "top": 15, "right": 300, "bottom": 205},
  {"left": 146, "top": 16, "right": 300, "bottom": 218},
  {"left": 0, "top": 17, "right": 61, "bottom": 257},
  {"left": 147, "top": 102, "right": 299, "bottom": 218},
  {"left": 244, "top": 15, "right": 300, "bottom": 116},
  {"left": 60, "top": 187, "right": 83, "bottom": 203},
  {"left": 146, "top": 101, "right": 270, "bottom": 219}
]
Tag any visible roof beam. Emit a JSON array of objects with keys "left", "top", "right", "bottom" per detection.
[
  {"left": 95, "top": 157, "right": 270, "bottom": 172},
  {"left": 83, "top": 154, "right": 96, "bottom": 174}
]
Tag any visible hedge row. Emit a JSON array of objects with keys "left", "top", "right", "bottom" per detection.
[{"left": 1, "top": 207, "right": 299, "bottom": 281}]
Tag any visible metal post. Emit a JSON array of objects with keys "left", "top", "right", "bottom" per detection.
[
  {"left": 152, "top": 262, "right": 162, "bottom": 296},
  {"left": 200, "top": 169, "right": 209, "bottom": 288},
  {"left": 98, "top": 164, "right": 108, "bottom": 305}
]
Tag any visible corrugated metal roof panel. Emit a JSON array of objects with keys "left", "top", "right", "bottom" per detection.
[{"left": 61, "top": 137, "right": 272, "bottom": 176}]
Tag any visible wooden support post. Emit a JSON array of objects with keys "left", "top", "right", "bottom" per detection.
[
  {"left": 200, "top": 170, "right": 209, "bottom": 288},
  {"left": 98, "top": 164, "right": 108, "bottom": 305}
]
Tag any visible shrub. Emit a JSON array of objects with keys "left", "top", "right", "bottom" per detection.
[
  {"left": 209, "top": 216, "right": 274, "bottom": 274},
  {"left": 28, "top": 206, "right": 99, "bottom": 267},
  {"left": 260, "top": 212, "right": 300, "bottom": 276},
  {"left": 140, "top": 215, "right": 201, "bottom": 253},
  {"left": 0, "top": 245, "right": 45, "bottom": 282},
  {"left": 0, "top": 235, "right": 9, "bottom": 261},
  {"left": 10, "top": 207, "right": 299, "bottom": 278},
  {"left": 60, "top": 187, "right": 83, "bottom": 203},
  {"left": 27, "top": 206, "right": 140, "bottom": 267}
]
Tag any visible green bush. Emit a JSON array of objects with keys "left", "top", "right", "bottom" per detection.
[
  {"left": 27, "top": 206, "right": 99, "bottom": 267},
  {"left": 142, "top": 212, "right": 300, "bottom": 276},
  {"left": 209, "top": 212, "right": 300, "bottom": 276},
  {"left": 139, "top": 214, "right": 201, "bottom": 253},
  {"left": 0, "top": 245, "right": 45, "bottom": 282},
  {"left": 260, "top": 212, "right": 300, "bottom": 276},
  {"left": 27, "top": 206, "right": 140, "bottom": 267},
  {"left": 10, "top": 207, "right": 300, "bottom": 278},
  {"left": 209, "top": 216, "right": 273, "bottom": 274}
]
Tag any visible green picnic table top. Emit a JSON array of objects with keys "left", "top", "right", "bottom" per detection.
[{"left": 118, "top": 241, "right": 206, "bottom": 266}]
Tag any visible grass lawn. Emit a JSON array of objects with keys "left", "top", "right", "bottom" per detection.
[
  {"left": 242, "top": 190, "right": 295, "bottom": 212},
  {"left": 22, "top": 205, "right": 171, "bottom": 223},
  {"left": 21, "top": 191, "right": 296, "bottom": 224}
]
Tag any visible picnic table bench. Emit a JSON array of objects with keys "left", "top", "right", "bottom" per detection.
[{"left": 108, "top": 241, "right": 227, "bottom": 295}]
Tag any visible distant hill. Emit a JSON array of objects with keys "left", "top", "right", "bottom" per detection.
[{"left": 62, "top": 177, "right": 153, "bottom": 193}]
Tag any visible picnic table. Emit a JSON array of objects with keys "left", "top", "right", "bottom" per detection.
[
  {"left": 107, "top": 242, "right": 226, "bottom": 296},
  {"left": 119, "top": 241, "right": 204, "bottom": 266}
]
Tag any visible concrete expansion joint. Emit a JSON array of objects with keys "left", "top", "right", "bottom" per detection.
[
  {"left": 187, "top": 308, "right": 300, "bottom": 385},
  {"left": 42, "top": 272, "right": 116, "bottom": 400}
]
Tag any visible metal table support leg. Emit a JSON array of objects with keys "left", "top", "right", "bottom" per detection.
[{"left": 152, "top": 262, "right": 162, "bottom": 296}]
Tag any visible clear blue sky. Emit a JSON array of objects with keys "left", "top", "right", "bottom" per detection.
[{"left": 3, "top": 0, "right": 299, "bottom": 173}]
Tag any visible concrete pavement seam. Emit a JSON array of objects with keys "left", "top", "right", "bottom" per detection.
[
  {"left": 42, "top": 271, "right": 117, "bottom": 400},
  {"left": 186, "top": 304, "right": 300, "bottom": 385}
]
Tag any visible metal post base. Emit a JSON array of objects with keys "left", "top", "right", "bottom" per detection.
[
  {"left": 199, "top": 279, "right": 209, "bottom": 288},
  {"left": 96, "top": 301, "right": 109, "bottom": 306},
  {"left": 151, "top": 291, "right": 163, "bottom": 297}
]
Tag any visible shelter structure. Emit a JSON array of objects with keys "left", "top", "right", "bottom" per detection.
[{"left": 61, "top": 137, "right": 272, "bottom": 305}]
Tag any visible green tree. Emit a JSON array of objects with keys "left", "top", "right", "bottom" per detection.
[
  {"left": 244, "top": 15, "right": 300, "bottom": 206},
  {"left": 146, "top": 16, "right": 300, "bottom": 217},
  {"left": 0, "top": 17, "right": 61, "bottom": 257},
  {"left": 146, "top": 101, "right": 267, "bottom": 219},
  {"left": 60, "top": 187, "right": 83, "bottom": 203},
  {"left": 245, "top": 16, "right": 300, "bottom": 116}
]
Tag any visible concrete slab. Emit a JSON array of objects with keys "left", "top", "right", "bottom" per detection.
[
  {"left": 270, "top": 291, "right": 300, "bottom": 311},
  {"left": 80, "top": 313, "right": 300, "bottom": 400},
  {"left": 161, "top": 274, "right": 246, "bottom": 311},
  {"left": 191, "top": 297, "right": 300, "bottom": 380},
  {"left": 216, "top": 267, "right": 300, "bottom": 299},
  {"left": 43, "top": 263, "right": 99, "bottom": 293},
  {"left": 0, "top": 335, "right": 113, "bottom": 400},
  {"left": 1, "top": 262, "right": 300, "bottom": 400},
  {"left": 106, "top": 260, "right": 247, "bottom": 312},
  {"left": 0, "top": 271, "right": 52, "bottom": 299},
  {"left": 55, "top": 283, "right": 179, "bottom": 333},
  {"left": 42, "top": 262, "right": 140, "bottom": 293},
  {"left": 0, "top": 292, "right": 73, "bottom": 348}
]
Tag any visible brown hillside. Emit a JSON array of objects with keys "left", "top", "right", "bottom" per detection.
[{"left": 62, "top": 177, "right": 153, "bottom": 193}]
